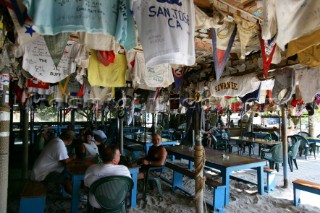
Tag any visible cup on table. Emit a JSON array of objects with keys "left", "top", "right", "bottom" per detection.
[{"left": 222, "top": 154, "right": 229, "bottom": 160}]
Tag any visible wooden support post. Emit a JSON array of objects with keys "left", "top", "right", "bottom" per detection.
[
  {"left": 30, "top": 107, "right": 35, "bottom": 163},
  {"left": 152, "top": 113, "right": 155, "bottom": 135},
  {"left": 117, "top": 117, "right": 120, "bottom": 143},
  {"left": 0, "top": 91, "right": 10, "bottom": 213},
  {"left": 22, "top": 107, "right": 29, "bottom": 179},
  {"left": 101, "top": 108, "right": 105, "bottom": 126},
  {"left": 119, "top": 118, "right": 124, "bottom": 154},
  {"left": 71, "top": 109, "right": 75, "bottom": 126},
  {"left": 194, "top": 108, "right": 204, "bottom": 213},
  {"left": 281, "top": 105, "right": 288, "bottom": 188},
  {"left": 308, "top": 115, "right": 314, "bottom": 137}
]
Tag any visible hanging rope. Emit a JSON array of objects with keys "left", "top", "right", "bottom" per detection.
[{"left": 194, "top": 145, "right": 206, "bottom": 201}]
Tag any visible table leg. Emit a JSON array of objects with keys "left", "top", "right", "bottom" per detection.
[
  {"left": 172, "top": 171, "right": 183, "bottom": 189},
  {"left": 222, "top": 170, "right": 230, "bottom": 205},
  {"left": 130, "top": 168, "right": 139, "bottom": 208},
  {"left": 71, "top": 175, "right": 82, "bottom": 213},
  {"left": 188, "top": 161, "right": 194, "bottom": 170},
  {"left": 257, "top": 166, "right": 264, "bottom": 195}
]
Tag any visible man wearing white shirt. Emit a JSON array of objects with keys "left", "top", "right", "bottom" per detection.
[
  {"left": 31, "top": 130, "right": 76, "bottom": 194},
  {"left": 84, "top": 145, "right": 131, "bottom": 209}
]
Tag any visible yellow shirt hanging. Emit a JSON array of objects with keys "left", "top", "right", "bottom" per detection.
[{"left": 88, "top": 50, "right": 127, "bottom": 87}]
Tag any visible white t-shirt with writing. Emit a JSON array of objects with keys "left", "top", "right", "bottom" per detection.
[
  {"left": 262, "top": 0, "right": 320, "bottom": 50},
  {"left": 132, "top": 52, "right": 174, "bottom": 89},
  {"left": 15, "top": 37, "right": 86, "bottom": 83},
  {"left": 132, "top": 0, "right": 195, "bottom": 66},
  {"left": 31, "top": 137, "right": 69, "bottom": 181},
  {"left": 84, "top": 164, "right": 131, "bottom": 209},
  {"left": 209, "top": 73, "right": 261, "bottom": 97}
]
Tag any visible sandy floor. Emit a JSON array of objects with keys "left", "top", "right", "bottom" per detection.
[
  {"left": 127, "top": 156, "right": 320, "bottom": 213},
  {"left": 7, "top": 151, "right": 320, "bottom": 213}
]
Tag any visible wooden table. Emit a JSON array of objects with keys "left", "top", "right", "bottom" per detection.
[
  {"left": 230, "top": 136, "right": 281, "bottom": 156},
  {"left": 66, "top": 159, "right": 140, "bottom": 213},
  {"left": 166, "top": 146, "right": 266, "bottom": 205},
  {"left": 253, "top": 132, "right": 271, "bottom": 139},
  {"left": 124, "top": 135, "right": 178, "bottom": 154}
]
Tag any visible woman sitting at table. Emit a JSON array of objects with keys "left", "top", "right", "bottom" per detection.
[{"left": 80, "top": 130, "right": 99, "bottom": 159}]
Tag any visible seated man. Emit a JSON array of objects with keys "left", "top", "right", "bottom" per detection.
[
  {"left": 139, "top": 134, "right": 167, "bottom": 172},
  {"left": 31, "top": 130, "right": 76, "bottom": 194},
  {"left": 202, "top": 127, "right": 220, "bottom": 148},
  {"left": 80, "top": 130, "right": 99, "bottom": 159},
  {"left": 84, "top": 145, "right": 131, "bottom": 209}
]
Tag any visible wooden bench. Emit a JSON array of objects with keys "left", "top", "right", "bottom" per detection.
[
  {"left": 19, "top": 180, "right": 47, "bottom": 213},
  {"left": 166, "top": 162, "right": 226, "bottom": 213},
  {"left": 264, "top": 167, "right": 276, "bottom": 193},
  {"left": 293, "top": 179, "right": 320, "bottom": 207}
]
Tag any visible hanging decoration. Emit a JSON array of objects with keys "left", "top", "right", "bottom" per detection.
[
  {"left": 210, "top": 22, "right": 237, "bottom": 81},
  {"left": 259, "top": 27, "right": 276, "bottom": 79}
]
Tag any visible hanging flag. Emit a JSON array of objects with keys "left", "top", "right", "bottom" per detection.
[
  {"left": 77, "top": 83, "right": 85, "bottom": 97},
  {"left": 43, "top": 33, "right": 70, "bottom": 67},
  {"left": 239, "top": 83, "right": 262, "bottom": 103},
  {"left": 259, "top": 26, "right": 277, "bottom": 79},
  {"left": 58, "top": 76, "right": 70, "bottom": 96},
  {"left": 211, "top": 22, "right": 237, "bottom": 82},
  {"left": 64, "top": 108, "right": 72, "bottom": 116},
  {"left": 153, "top": 87, "right": 161, "bottom": 106},
  {"left": 27, "top": 78, "right": 49, "bottom": 89},
  {"left": 173, "top": 66, "right": 184, "bottom": 92}
]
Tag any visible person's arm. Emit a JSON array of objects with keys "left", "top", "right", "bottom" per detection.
[
  {"left": 62, "top": 156, "right": 76, "bottom": 164},
  {"left": 60, "top": 154, "right": 76, "bottom": 165},
  {"left": 80, "top": 143, "right": 86, "bottom": 159},
  {"left": 142, "top": 147, "right": 167, "bottom": 167}
]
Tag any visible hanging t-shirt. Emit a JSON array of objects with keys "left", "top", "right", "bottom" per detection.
[
  {"left": 234, "top": 15, "right": 259, "bottom": 59},
  {"left": 132, "top": 0, "right": 195, "bottom": 66},
  {"left": 15, "top": 37, "right": 86, "bottom": 83},
  {"left": 262, "top": 0, "right": 320, "bottom": 50},
  {"left": 287, "top": 29, "right": 320, "bottom": 67},
  {"left": 296, "top": 67, "right": 320, "bottom": 103},
  {"left": 49, "top": 85, "right": 66, "bottom": 103},
  {"left": 88, "top": 50, "right": 127, "bottom": 87},
  {"left": 125, "top": 50, "right": 137, "bottom": 82},
  {"left": 194, "top": 5, "right": 222, "bottom": 30},
  {"left": 208, "top": 73, "right": 261, "bottom": 97},
  {"left": 272, "top": 67, "right": 295, "bottom": 105},
  {"left": 77, "top": 32, "right": 119, "bottom": 51},
  {"left": 23, "top": 0, "right": 136, "bottom": 50},
  {"left": 4, "top": 0, "right": 40, "bottom": 45},
  {"left": 132, "top": 52, "right": 174, "bottom": 90},
  {"left": 89, "top": 86, "right": 113, "bottom": 102}
]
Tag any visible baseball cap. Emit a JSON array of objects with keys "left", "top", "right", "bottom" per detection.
[{"left": 93, "top": 130, "right": 107, "bottom": 143}]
